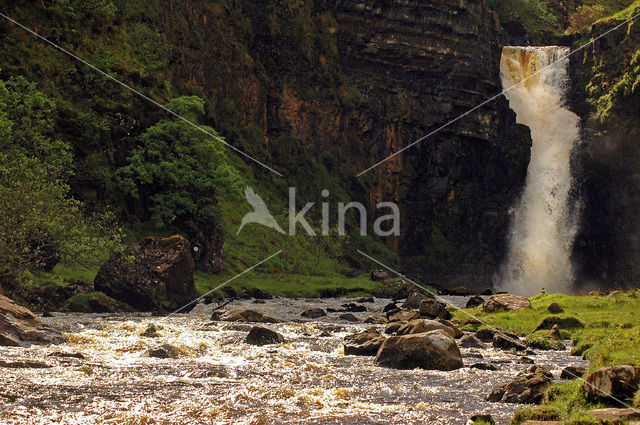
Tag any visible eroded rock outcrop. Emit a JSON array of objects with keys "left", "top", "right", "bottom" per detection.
[
  {"left": 0, "top": 294, "right": 65, "bottom": 346},
  {"left": 94, "top": 235, "right": 198, "bottom": 312}
]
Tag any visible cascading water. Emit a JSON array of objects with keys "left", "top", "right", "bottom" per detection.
[{"left": 498, "top": 46, "right": 581, "bottom": 295}]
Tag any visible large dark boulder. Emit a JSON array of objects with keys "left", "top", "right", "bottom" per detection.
[
  {"left": 94, "top": 235, "right": 198, "bottom": 312},
  {"left": 245, "top": 326, "right": 285, "bottom": 345},
  {"left": 585, "top": 365, "right": 640, "bottom": 403},
  {"left": 0, "top": 295, "right": 65, "bottom": 346},
  {"left": 487, "top": 365, "right": 554, "bottom": 404},
  {"left": 374, "top": 330, "right": 463, "bottom": 371},
  {"left": 418, "top": 299, "right": 452, "bottom": 320}
]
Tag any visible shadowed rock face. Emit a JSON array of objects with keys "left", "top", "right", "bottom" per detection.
[
  {"left": 94, "top": 236, "right": 198, "bottom": 312},
  {"left": 0, "top": 294, "right": 65, "bottom": 347},
  {"left": 154, "top": 0, "right": 531, "bottom": 291}
]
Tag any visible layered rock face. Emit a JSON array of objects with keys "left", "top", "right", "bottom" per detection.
[{"left": 158, "top": 0, "right": 531, "bottom": 289}]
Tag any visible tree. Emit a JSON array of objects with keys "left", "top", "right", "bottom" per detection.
[
  {"left": 117, "top": 96, "right": 244, "bottom": 229},
  {"left": 0, "top": 76, "right": 121, "bottom": 280}
]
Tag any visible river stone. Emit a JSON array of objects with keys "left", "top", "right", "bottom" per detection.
[
  {"left": 534, "top": 316, "right": 584, "bottom": 331},
  {"left": 466, "top": 295, "right": 485, "bottom": 309},
  {"left": 387, "top": 309, "right": 420, "bottom": 322},
  {"left": 245, "top": 326, "right": 285, "bottom": 345},
  {"left": 396, "top": 319, "right": 457, "bottom": 338},
  {"left": 301, "top": 308, "right": 326, "bottom": 319},
  {"left": 458, "top": 334, "right": 486, "bottom": 349},
  {"left": 356, "top": 297, "right": 374, "bottom": 303},
  {"left": 0, "top": 294, "right": 66, "bottom": 347},
  {"left": 221, "top": 309, "right": 279, "bottom": 323},
  {"left": 343, "top": 328, "right": 386, "bottom": 356},
  {"left": 560, "top": 366, "right": 586, "bottom": 380},
  {"left": 385, "top": 322, "right": 406, "bottom": 334},
  {"left": 474, "top": 328, "right": 497, "bottom": 342},
  {"left": 364, "top": 314, "right": 388, "bottom": 324},
  {"left": 438, "top": 319, "right": 463, "bottom": 338},
  {"left": 493, "top": 334, "right": 527, "bottom": 351},
  {"left": 141, "top": 324, "right": 159, "bottom": 338},
  {"left": 470, "top": 363, "right": 497, "bottom": 371},
  {"left": 548, "top": 324, "right": 562, "bottom": 340},
  {"left": 339, "top": 313, "right": 359, "bottom": 322},
  {"left": 402, "top": 291, "right": 433, "bottom": 309},
  {"left": 482, "top": 294, "right": 531, "bottom": 313},
  {"left": 589, "top": 408, "right": 640, "bottom": 420},
  {"left": 341, "top": 303, "right": 366, "bottom": 312},
  {"left": 487, "top": 365, "right": 553, "bottom": 404},
  {"left": 383, "top": 302, "right": 398, "bottom": 313},
  {"left": 94, "top": 235, "right": 198, "bottom": 312},
  {"left": 418, "top": 299, "right": 452, "bottom": 320},
  {"left": 374, "top": 330, "right": 463, "bottom": 371},
  {"left": 147, "top": 343, "right": 180, "bottom": 359},
  {"left": 585, "top": 365, "right": 640, "bottom": 403},
  {"left": 547, "top": 302, "right": 564, "bottom": 314}
]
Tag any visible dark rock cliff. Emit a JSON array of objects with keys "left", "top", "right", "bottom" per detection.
[{"left": 157, "top": 0, "right": 531, "bottom": 290}]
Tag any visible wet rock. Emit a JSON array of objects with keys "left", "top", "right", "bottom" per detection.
[
  {"left": 547, "top": 302, "right": 564, "bottom": 314},
  {"left": 468, "top": 414, "right": 495, "bottom": 424},
  {"left": 458, "top": 334, "right": 486, "bottom": 349},
  {"left": 465, "top": 295, "right": 485, "bottom": 309},
  {"left": 343, "top": 328, "right": 386, "bottom": 356},
  {"left": 341, "top": 303, "right": 366, "bottom": 313},
  {"left": 387, "top": 309, "right": 420, "bottom": 322},
  {"left": 548, "top": 324, "right": 562, "bottom": 340},
  {"left": 253, "top": 299, "right": 266, "bottom": 304},
  {"left": 438, "top": 319, "right": 463, "bottom": 338},
  {"left": 418, "top": 299, "right": 452, "bottom": 320},
  {"left": 0, "top": 360, "right": 53, "bottom": 368},
  {"left": 94, "top": 235, "right": 198, "bottom": 312},
  {"left": 480, "top": 288, "right": 494, "bottom": 296},
  {"left": 585, "top": 365, "right": 640, "bottom": 403},
  {"left": 402, "top": 291, "right": 433, "bottom": 309},
  {"left": 244, "top": 287, "right": 273, "bottom": 300},
  {"left": 375, "top": 330, "right": 463, "bottom": 371},
  {"left": 301, "top": 308, "right": 327, "bottom": 319},
  {"left": 147, "top": 343, "right": 181, "bottom": 359},
  {"left": 141, "top": 324, "right": 159, "bottom": 338},
  {"left": 493, "top": 334, "right": 527, "bottom": 351},
  {"left": 487, "top": 365, "right": 554, "bottom": 404},
  {"left": 482, "top": 294, "right": 531, "bottom": 313},
  {"left": 356, "top": 296, "right": 374, "bottom": 303},
  {"left": 221, "top": 309, "right": 279, "bottom": 323},
  {"left": 396, "top": 319, "right": 458, "bottom": 338},
  {"left": 384, "top": 322, "right": 406, "bottom": 334},
  {"left": 474, "top": 328, "right": 497, "bottom": 342},
  {"left": 339, "top": 313, "right": 359, "bottom": 322},
  {"left": 245, "top": 326, "right": 285, "bottom": 346},
  {"left": 470, "top": 363, "right": 497, "bottom": 371},
  {"left": 371, "top": 270, "right": 389, "bottom": 281},
  {"left": 364, "top": 314, "right": 388, "bottom": 324},
  {"left": 41, "top": 311, "right": 54, "bottom": 318},
  {"left": 48, "top": 351, "right": 85, "bottom": 360},
  {"left": 588, "top": 408, "right": 640, "bottom": 421},
  {"left": 534, "top": 316, "right": 584, "bottom": 331},
  {"left": 0, "top": 294, "right": 66, "bottom": 347},
  {"left": 382, "top": 302, "right": 398, "bottom": 313},
  {"left": 519, "top": 356, "right": 535, "bottom": 364},
  {"left": 560, "top": 366, "right": 586, "bottom": 380},
  {"left": 446, "top": 286, "right": 471, "bottom": 296}
]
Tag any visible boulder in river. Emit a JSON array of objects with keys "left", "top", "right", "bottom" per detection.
[
  {"left": 301, "top": 308, "right": 326, "bottom": 319},
  {"left": 374, "top": 330, "right": 463, "bottom": 371},
  {"left": 0, "top": 294, "right": 65, "bottom": 347},
  {"left": 343, "top": 328, "right": 386, "bottom": 356},
  {"left": 245, "top": 326, "right": 285, "bottom": 346},
  {"left": 94, "top": 235, "right": 198, "bottom": 312},
  {"left": 387, "top": 309, "right": 420, "bottom": 322},
  {"left": 341, "top": 303, "right": 367, "bottom": 312},
  {"left": 221, "top": 309, "right": 280, "bottom": 323},
  {"left": 465, "top": 295, "right": 485, "bottom": 309},
  {"left": 364, "top": 314, "right": 388, "bottom": 324},
  {"left": 487, "top": 365, "right": 553, "bottom": 404},
  {"left": 585, "top": 365, "right": 640, "bottom": 403},
  {"left": 396, "top": 319, "right": 458, "bottom": 339},
  {"left": 339, "top": 313, "right": 359, "bottom": 322},
  {"left": 402, "top": 291, "right": 433, "bottom": 309},
  {"left": 560, "top": 366, "right": 586, "bottom": 380},
  {"left": 492, "top": 334, "right": 527, "bottom": 351},
  {"left": 458, "top": 334, "right": 486, "bottom": 349},
  {"left": 482, "top": 294, "right": 531, "bottom": 313},
  {"left": 418, "top": 299, "right": 452, "bottom": 320},
  {"left": 146, "top": 343, "right": 181, "bottom": 359}
]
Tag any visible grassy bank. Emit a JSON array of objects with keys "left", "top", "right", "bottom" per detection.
[{"left": 455, "top": 291, "right": 640, "bottom": 424}]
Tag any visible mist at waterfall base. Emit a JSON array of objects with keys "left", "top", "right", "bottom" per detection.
[{"left": 496, "top": 46, "right": 581, "bottom": 296}]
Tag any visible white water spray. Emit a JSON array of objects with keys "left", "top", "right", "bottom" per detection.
[{"left": 499, "top": 46, "right": 580, "bottom": 295}]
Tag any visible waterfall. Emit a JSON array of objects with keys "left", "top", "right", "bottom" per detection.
[{"left": 498, "top": 46, "right": 580, "bottom": 295}]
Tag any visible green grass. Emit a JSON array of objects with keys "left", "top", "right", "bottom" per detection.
[{"left": 454, "top": 291, "right": 640, "bottom": 424}]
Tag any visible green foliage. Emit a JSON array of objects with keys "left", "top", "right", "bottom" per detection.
[
  {"left": 568, "top": 5, "right": 607, "bottom": 32},
  {"left": 487, "top": 0, "right": 557, "bottom": 35},
  {"left": 117, "top": 96, "right": 244, "bottom": 229},
  {"left": 0, "top": 76, "right": 121, "bottom": 279}
]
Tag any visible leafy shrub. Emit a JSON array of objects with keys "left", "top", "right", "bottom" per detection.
[
  {"left": 568, "top": 5, "right": 606, "bottom": 32},
  {"left": 487, "top": 0, "right": 557, "bottom": 34}
]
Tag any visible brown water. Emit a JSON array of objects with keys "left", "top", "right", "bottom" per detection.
[{"left": 0, "top": 297, "right": 586, "bottom": 425}]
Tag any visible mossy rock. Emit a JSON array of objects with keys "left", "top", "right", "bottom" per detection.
[
  {"left": 65, "top": 292, "right": 134, "bottom": 313},
  {"left": 534, "top": 316, "right": 585, "bottom": 331},
  {"left": 526, "top": 335, "right": 565, "bottom": 351}
]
